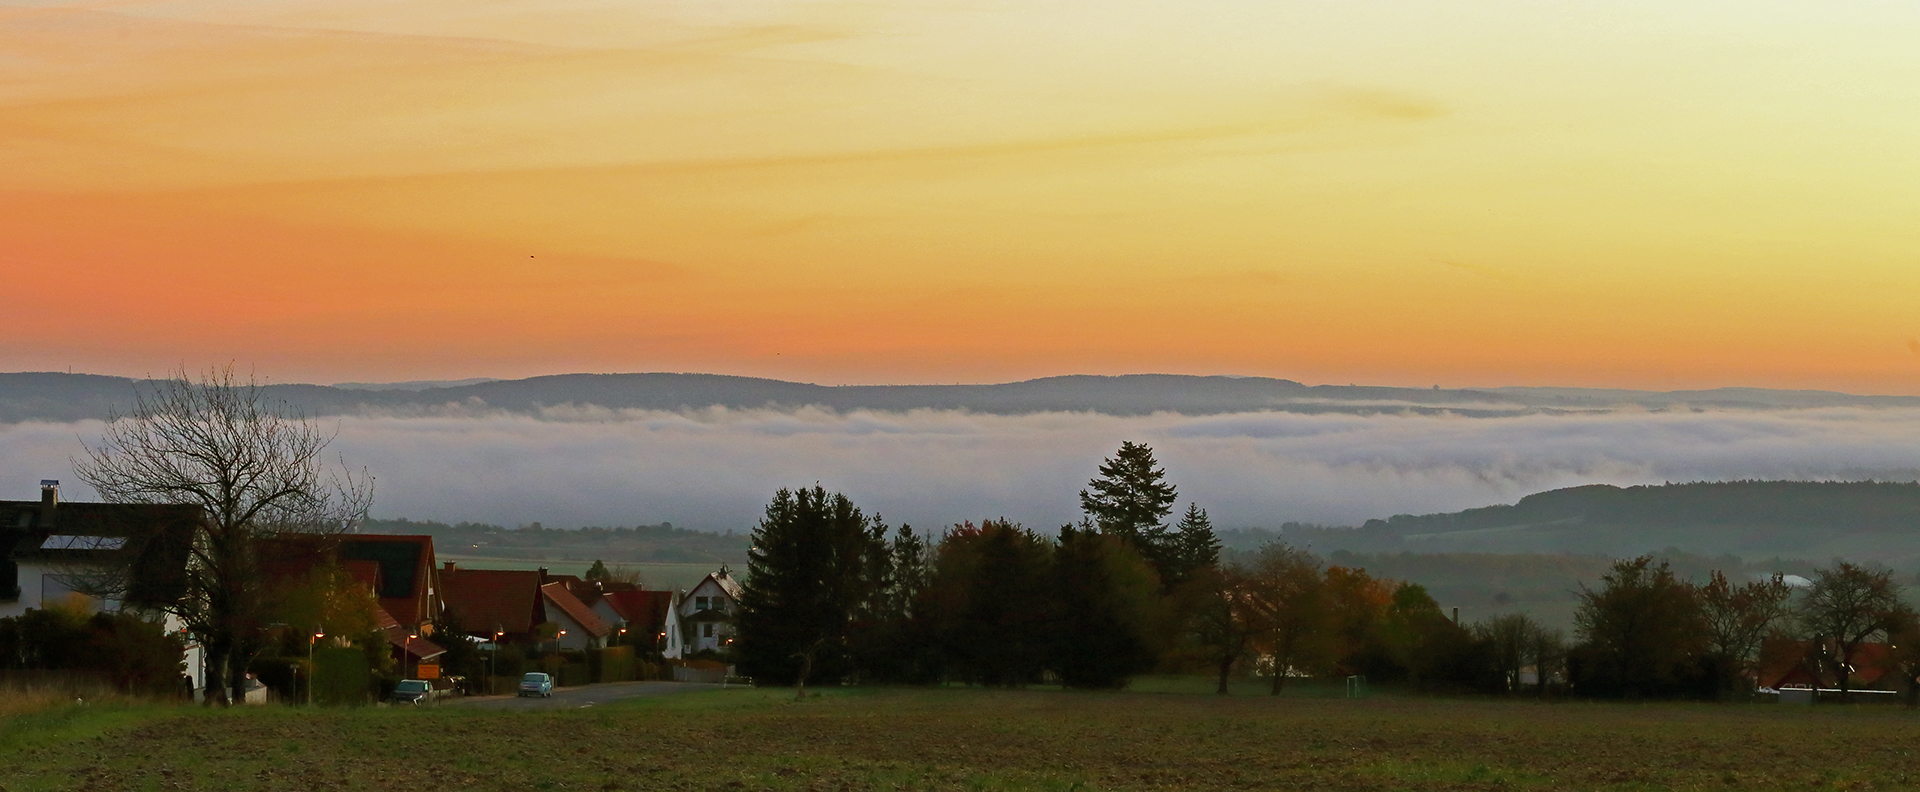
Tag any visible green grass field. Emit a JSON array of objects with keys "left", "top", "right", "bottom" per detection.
[{"left": 4, "top": 685, "right": 1918, "bottom": 791}]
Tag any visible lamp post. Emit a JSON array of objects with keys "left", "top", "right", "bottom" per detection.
[
  {"left": 406, "top": 633, "right": 418, "bottom": 679},
  {"left": 308, "top": 630, "right": 324, "bottom": 706},
  {"left": 490, "top": 629, "right": 503, "bottom": 684}
]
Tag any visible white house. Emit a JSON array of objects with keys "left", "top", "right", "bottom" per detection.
[
  {"left": 663, "top": 568, "right": 741, "bottom": 659},
  {"left": 1, "top": 481, "right": 207, "bottom": 696}
]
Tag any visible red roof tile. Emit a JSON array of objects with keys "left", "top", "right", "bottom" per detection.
[
  {"left": 601, "top": 590, "right": 673, "bottom": 633},
  {"left": 441, "top": 567, "right": 543, "bottom": 636},
  {"left": 541, "top": 582, "right": 612, "bottom": 639}
]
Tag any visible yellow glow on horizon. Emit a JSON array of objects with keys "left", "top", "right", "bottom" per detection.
[{"left": 4, "top": 0, "right": 1920, "bottom": 390}]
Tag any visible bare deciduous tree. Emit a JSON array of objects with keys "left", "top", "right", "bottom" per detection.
[
  {"left": 1698, "top": 570, "right": 1793, "bottom": 697},
  {"left": 1799, "top": 562, "right": 1912, "bottom": 702},
  {"left": 74, "top": 366, "right": 372, "bottom": 706}
]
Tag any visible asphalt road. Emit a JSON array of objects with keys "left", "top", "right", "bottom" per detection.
[{"left": 442, "top": 680, "right": 719, "bottom": 711}]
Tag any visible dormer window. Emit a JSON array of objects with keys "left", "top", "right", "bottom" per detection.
[{"left": 695, "top": 596, "right": 709, "bottom": 611}]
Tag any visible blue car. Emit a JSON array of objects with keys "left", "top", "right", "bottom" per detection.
[{"left": 518, "top": 672, "right": 553, "bottom": 698}]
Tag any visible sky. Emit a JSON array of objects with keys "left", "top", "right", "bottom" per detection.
[{"left": 3, "top": 0, "right": 1920, "bottom": 391}]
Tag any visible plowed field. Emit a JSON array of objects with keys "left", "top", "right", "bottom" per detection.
[{"left": 4, "top": 687, "right": 1918, "bottom": 791}]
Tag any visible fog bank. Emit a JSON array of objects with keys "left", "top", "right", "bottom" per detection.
[{"left": 5, "top": 406, "right": 1920, "bottom": 532}]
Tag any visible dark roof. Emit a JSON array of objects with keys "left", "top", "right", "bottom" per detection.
[
  {"left": 441, "top": 567, "right": 543, "bottom": 636},
  {"left": 385, "top": 625, "right": 446, "bottom": 661},
  {"left": 338, "top": 535, "right": 437, "bottom": 628},
  {"left": 541, "top": 582, "right": 611, "bottom": 638},
  {"left": 601, "top": 590, "right": 672, "bottom": 631},
  {"left": 0, "top": 498, "right": 200, "bottom": 607}
]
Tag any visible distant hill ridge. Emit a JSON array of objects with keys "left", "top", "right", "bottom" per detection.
[
  {"left": 5, "top": 371, "right": 1920, "bottom": 423},
  {"left": 1291, "top": 480, "right": 1920, "bottom": 564}
]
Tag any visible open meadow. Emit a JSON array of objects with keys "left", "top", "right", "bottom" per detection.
[{"left": 4, "top": 685, "right": 1919, "bottom": 792}]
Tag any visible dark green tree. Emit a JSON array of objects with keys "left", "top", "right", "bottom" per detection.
[
  {"left": 735, "top": 487, "right": 887, "bottom": 694},
  {"left": 1571, "top": 556, "right": 1707, "bottom": 698},
  {"left": 1168, "top": 503, "right": 1221, "bottom": 586},
  {"left": 584, "top": 560, "right": 611, "bottom": 582},
  {"left": 1052, "top": 525, "right": 1164, "bottom": 688},
  {"left": 1079, "top": 441, "right": 1180, "bottom": 578},
  {"left": 925, "top": 520, "right": 1055, "bottom": 686}
]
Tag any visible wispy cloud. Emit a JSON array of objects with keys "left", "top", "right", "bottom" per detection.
[{"left": 7, "top": 406, "right": 1920, "bottom": 533}]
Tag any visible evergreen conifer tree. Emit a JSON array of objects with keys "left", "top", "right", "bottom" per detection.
[
  {"left": 1169, "top": 503, "right": 1222, "bottom": 585},
  {"left": 1079, "top": 441, "right": 1180, "bottom": 579}
]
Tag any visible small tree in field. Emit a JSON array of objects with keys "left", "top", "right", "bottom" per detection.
[{"left": 75, "top": 366, "right": 371, "bottom": 706}]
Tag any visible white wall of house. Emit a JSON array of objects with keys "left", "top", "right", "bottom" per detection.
[
  {"left": 590, "top": 599, "right": 625, "bottom": 632},
  {"left": 545, "top": 604, "right": 601, "bottom": 651},
  {"left": 662, "top": 591, "right": 683, "bottom": 659},
  {"left": 677, "top": 577, "right": 736, "bottom": 654},
  {"left": 0, "top": 560, "right": 121, "bottom": 618}
]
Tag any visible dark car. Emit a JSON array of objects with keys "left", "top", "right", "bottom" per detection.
[
  {"left": 518, "top": 672, "right": 554, "bottom": 698},
  {"left": 389, "top": 679, "right": 435, "bottom": 705}
]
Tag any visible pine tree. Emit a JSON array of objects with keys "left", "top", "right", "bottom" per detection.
[
  {"left": 1078, "top": 441, "right": 1180, "bottom": 579},
  {"left": 584, "top": 559, "right": 610, "bottom": 582},
  {"left": 1169, "top": 503, "right": 1222, "bottom": 585}
]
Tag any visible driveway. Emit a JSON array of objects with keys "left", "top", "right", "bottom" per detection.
[{"left": 445, "top": 680, "right": 719, "bottom": 710}]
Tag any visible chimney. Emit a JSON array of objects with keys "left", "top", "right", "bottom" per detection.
[
  {"left": 443, "top": 561, "right": 456, "bottom": 574},
  {"left": 1452, "top": 607, "right": 1459, "bottom": 625},
  {"left": 38, "top": 480, "right": 58, "bottom": 525},
  {"left": 538, "top": 567, "right": 548, "bottom": 584}
]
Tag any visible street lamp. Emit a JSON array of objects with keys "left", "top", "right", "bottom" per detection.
[
  {"left": 406, "top": 634, "right": 418, "bottom": 679},
  {"left": 490, "top": 629, "right": 503, "bottom": 684},
  {"left": 308, "top": 630, "right": 324, "bottom": 706}
]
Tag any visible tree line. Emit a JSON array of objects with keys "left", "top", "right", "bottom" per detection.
[{"left": 734, "top": 442, "right": 1920, "bottom": 701}]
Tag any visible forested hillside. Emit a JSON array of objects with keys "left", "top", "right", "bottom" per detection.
[
  {"left": 360, "top": 518, "right": 748, "bottom": 566},
  {"left": 1277, "top": 480, "right": 1920, "bottom": 563}
]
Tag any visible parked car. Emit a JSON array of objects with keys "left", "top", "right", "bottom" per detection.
[
  {"left": 389, "top": 679, "right": 436, "bottom": 706},
  {"left": 518, "top": 672, "right": 554, "bottom": 698}
]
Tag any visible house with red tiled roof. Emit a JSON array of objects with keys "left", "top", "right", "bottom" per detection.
[
  {"left": 1758, "top": 637, "right": 1901, "bottom": 696},
  {"left": 439, "top": 564, "right": 613, "bottom": 650},
  {"left": 256, "top": 532, "right": 449, "bottom": 677},
  {"left": 440, "top": 566, "right": 543, "bottom": 643},
  {"left": 540, "top": 580, "right": 612, "bottom": 650},
  {"left": 596, "top": 589, "right": 672, "bottom": 651}
]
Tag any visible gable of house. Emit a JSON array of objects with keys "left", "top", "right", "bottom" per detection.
[{"left": 540, "top": 581, "right": 611, "bottom": 639}]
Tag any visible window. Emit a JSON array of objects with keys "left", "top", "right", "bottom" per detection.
[
  {"left": 703, "top": 623, "right": 713, "bottom": 638},
  {"left": 694, "top": 596, "right": 708, "bottom": 611}
]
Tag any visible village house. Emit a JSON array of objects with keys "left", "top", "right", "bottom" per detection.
[
  {"left": 0, "top": 481, "right": 204, "bottom": 692},
  {"left": 439, "top": 564, "right": 611, "bottom": 650},
  {"left": 663, "top": 568, "right": 741, "bottom": 659},
  {"left": 258, "top": 532, "right": 450, "bottom": 677}
]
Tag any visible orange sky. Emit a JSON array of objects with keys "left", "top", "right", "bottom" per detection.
[{"left": 5, "top": 0, "right": 1920, "bottom": 391}]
